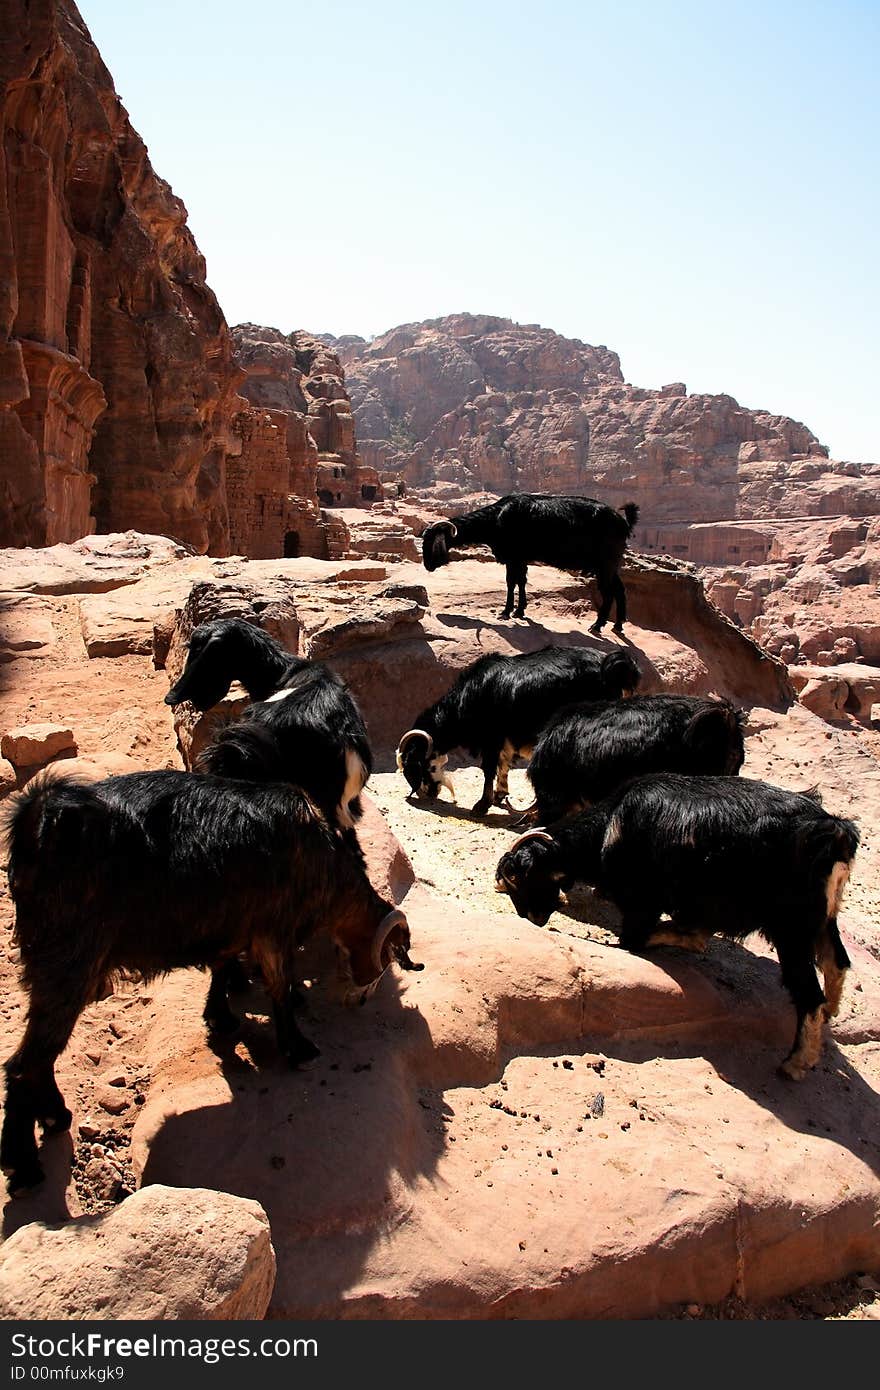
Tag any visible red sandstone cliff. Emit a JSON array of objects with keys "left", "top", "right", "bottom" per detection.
[{"left": 0, "top": 0, "right": 244, "bottom": 552}]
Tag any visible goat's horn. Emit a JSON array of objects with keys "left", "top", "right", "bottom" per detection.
[
  {"left": 446, "top": 522, "right": 458, "bottom": 538},
  {"left": 505, "top": 828, "right": 555, "bottom": 855},
  {"left": 372, "top": 908, "right": 408, "bottom": 974},
  {"left": 396, "top": 728, "right": 434, "bottom": 763}
]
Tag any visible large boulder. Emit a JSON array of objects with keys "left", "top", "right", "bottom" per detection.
[{"left": 0, "top": 1185, "right": 275, "bottom": 1320}]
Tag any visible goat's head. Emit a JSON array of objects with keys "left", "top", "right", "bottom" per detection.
[
  {"left": 335, "top": 906, "right": 423, "bottom": 1004},
  {"left": 165, "top": 620, "right": 242, "bottom": 710},
  {"left": 421, "top": 520, "right": 457, "bottom": 573},
  {"left": 396, "top": 728, "right": 447, "bottom": 800},
  {"left": 495, "top": 829, "right": 569, "bottom": 927}
]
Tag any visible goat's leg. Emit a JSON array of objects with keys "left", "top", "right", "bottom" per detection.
[
  {"left": 500, "top": 565, "right": 518, "bottom": 620},
  {"left": 618, "top": 906, "right": 661, "bottom": 952},
  {"left": 203, "top": 962, "right": 241, "bottom": 1036},
  {"left": 2, "top": 991, "right": 85, "bottom": 1194},
  {"left": 778, "top": 941, "right": 828, "bottom": 1081},
  {"left": 611, "top": 573, "right": 628, "bottom": 635},
  {"left": 589, "top": 568, "right": 615, "bottom": 635},
  {"left": 816, "top": 916, "right": 850, "bottom": 1020},
  {"left": 513, "top": 564, "right": 528, "bottom": 619},
  {"left": 271, "top": 984, "right": 320, "bottom": 1067},
  {"left": 492, "top": 741, "right": 517, "bottom": 809},
  {"left": 472, "top": 750, "right": 500, "bottom": 816}
]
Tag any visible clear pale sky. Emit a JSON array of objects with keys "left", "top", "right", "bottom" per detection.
[{"left": 80, "top": 0, "right": 878, "bottom": 461}]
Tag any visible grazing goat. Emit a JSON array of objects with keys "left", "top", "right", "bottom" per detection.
[
  {"left": 526, "top": 694, "right": 745, "bottom": 824},
  {"left": 495, "top": 774, "right": 858, "bottom": 1079},
  {"left": 421, "top": 494, "right": 639, "bottom": 633},
  {"left": 397, "top": 645, "right": 641, "bottom": 816},
  {"left": 1, "top": 770, "right": 421, "bottom": 1194},
  {"left": 166, "top": 618, "right": 372, "bottom": 844}
]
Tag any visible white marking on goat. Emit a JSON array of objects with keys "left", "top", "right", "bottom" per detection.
[
  {"left": 428, "top": 753, "right": 456, "bottom": 801},
  {"left": 264, "top": 686, "right": 296, "bottom": 704},
  {"left": 825, "top": 860, "right": 850, "bottom": 918},
  {"left": 337, "top": 749, "right": 369, "bottom": 829}
]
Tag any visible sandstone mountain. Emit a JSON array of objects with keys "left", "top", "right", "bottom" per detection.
[{"left": 322, "top": 315, "right": 880, "bottom": 522}]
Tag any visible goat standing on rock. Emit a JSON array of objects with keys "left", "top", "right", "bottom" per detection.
[
  {"left": 0, "top": 769, "right": 421, "bottom": 1195},
  {"left": 495, "top": 774, "right": 858, "bottom": 1079},
  {"left": 421, "top": 494, "right": 640, "bottom": 633},
  {"left": 397, "top": 645, "right": 641, "bottom": 815}
]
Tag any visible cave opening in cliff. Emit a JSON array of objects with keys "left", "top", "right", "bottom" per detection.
[
  {"left": 283, "top": 530, "right": 300, "bottom": 558},
  {"left": 318, "top": 489, "right": 334, "bottom": 508}
]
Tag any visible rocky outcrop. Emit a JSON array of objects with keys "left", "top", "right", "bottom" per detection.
[
  {"left": 0, "top": 1184, "right": 275, "bottom": 1319},
  {"left": 0, "top": 0, "right": 246, "bottom": 552},
  {"left": 229, "top": 325, "right": 383, "bottom": 561},
  {"left": 323, "top": 315, "right": 880, "bottom": 523}
]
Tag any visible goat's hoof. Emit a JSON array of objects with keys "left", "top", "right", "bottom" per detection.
[
  {"left": 205, "top": 1011, "right": 240, "bottom": 1037},
  {"left": 499, "top": 610, "right": 512, "bottom": 620},
  {"left": 612, "top": 623, "right": 625, "bottom": 636},
  {"left": 39, "top": 1105, "right": 72, "bottom": 1135},
  {"left": 588, "top": 621, "right": 604, "bottom": 636},
  {"left": 5, "top": 1159, "right": 45, "bottom": 1196},
  {"left": 512, "top": 608, "right": 525, "bottom": 620},
  {"left": 470, "top": 799, "right": 491, "bottom": 817},
  {"left": 287, "top": 1039, "right": 321, "bottom": 1068},
  {"left": 778, "top": 1058, "right": 807, "bottom": 1082}
]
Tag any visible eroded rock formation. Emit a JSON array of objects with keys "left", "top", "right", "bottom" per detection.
[
  {"left": 227, "top": 324, "right": 383, "bottom": 561},
  {"left": 322, "top": 315, "right": 880, "bottom": 522}
]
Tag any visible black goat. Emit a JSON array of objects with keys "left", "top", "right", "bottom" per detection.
[
  {"left": 496, "top": 774, "right": 858, "bottom": 1079},
  {"left": 397, "top": 645, "right": 641, "bottom": 816},
  {"left": 421, "top": 493, "right": 639, "bottom": 633},
  {"left": 165, "top": 618, "right": 372, "bottom": 844},
  {"left": 1, "top": 770, "right": 421, "bottom": 1194},
  {"left": 526, "top": 694, "right": 746, "bottom": 824}
]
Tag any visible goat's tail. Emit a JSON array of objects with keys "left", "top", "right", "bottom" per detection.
[
  {"left": 4, "top": 774, "right": 106, "bottom": 927},
  {"left": 600, "top": 649, "right": 642, "bottom": 696},
  {"left": 799, "top": 815, "right": 860, "bottom": 893},
  {"left": 621, "top": 502, "right": 640, "bottom": 533},
  {"left": 197, "top": 720, "right": 280, "bottom": 780}
]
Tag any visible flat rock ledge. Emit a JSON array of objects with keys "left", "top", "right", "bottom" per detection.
[{"left": 0, "top": 1184, "right": 275, "bottom": 1320}]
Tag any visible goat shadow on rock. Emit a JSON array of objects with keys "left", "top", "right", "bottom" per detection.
[
  {"left": 1, "top": 1131, "right": 75, "bottom": 1239},
  {"left": 137, "top": 969, "right": 446, "bottom": 1310},
  {"left": 432, "top": 610, "right": 662, "bottom": 681},
  {"left": 526, "top": 885, "right": 880, "bottom": 1168},
  {"left": 593, "top": 1032, "right": 880, "bottom": 1182}
]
